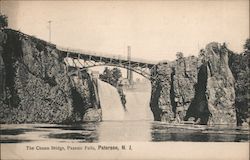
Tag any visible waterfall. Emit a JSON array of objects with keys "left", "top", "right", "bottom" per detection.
[
  {"left": 124, "top": 91, "right": 154, "bottom": 121},
  {"left": 97, "top": 79, "right": 125, "bottom": 121}
]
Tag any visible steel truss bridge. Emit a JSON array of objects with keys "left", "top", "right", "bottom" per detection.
[{"left": 58, "top": 46, "right": 158, "bottom": 80}]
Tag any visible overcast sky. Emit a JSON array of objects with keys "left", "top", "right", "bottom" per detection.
[{"left": 1, "top": 0, "right": 249, "bottom": 61}]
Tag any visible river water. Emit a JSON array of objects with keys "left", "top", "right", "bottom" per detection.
[
  {"left": 0, "top": 81, "right": 249, "bottom": 143},
  {"left": 1, "top": 122, "right": 249, "bottom": 143}
]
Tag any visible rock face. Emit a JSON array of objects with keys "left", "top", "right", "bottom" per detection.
[
  {"left": 173, "top": 55, "right": 199, "bottom": 122},
  {"left": 0, "top": 30, "right": 7, "bottom": 100},
  {"left": 150, "top": 42, "right": 247, "bottom": 126},
  {"left": 150, "top": 56, "right": 199, "bottom": 123},
  {"left": 0, "top": 29, "right": 98, "bottom": 123},
  {"left": 205, "top": 42, "right": 236, "bottom": 125},
  {"left": 150, "top": 62, "right": 173, "bottom": 122}
]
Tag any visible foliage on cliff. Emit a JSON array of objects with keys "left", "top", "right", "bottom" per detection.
[
  {"left": 0, "top": 14, "right": 8, "bottom": 29},
  {"left": 229, "top": 39, "right": 250, "bottom": 126},
  {"left": 243, "top": 38, "right": 250, "bottom": 50},
  {"left": 99, "top": 67, "right": 122, "bottom": 87},
  {"left": 99, "top": 67, "right": 126, "bottom": 108}
]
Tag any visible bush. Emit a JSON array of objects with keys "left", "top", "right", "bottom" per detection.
[
  {"left": 0, "top": 14, "right": 8, "bottom": 29},
  {"left": 244, "top": 38, "right": 250, "bottom": 51},
  {"left": 100, "top": 67, "right": 122, "bottom": 87}
]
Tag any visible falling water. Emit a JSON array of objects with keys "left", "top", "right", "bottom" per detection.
[
  {"left": 97, "top": 79, "right": 125, "bottom": 121},
  {"left": 124, "top": 90, "right": 154, "bottom": 121}
]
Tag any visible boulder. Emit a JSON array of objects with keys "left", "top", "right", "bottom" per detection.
[{"left": 82, "top": 108, "right": 101, "bottom": 122}]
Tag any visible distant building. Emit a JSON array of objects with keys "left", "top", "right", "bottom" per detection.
[
  {"left": 91, "top": 70, "right": 100, "bottom": 79},
  {"left": 118, "top": 78, "right": 129, "bottom": 86}
]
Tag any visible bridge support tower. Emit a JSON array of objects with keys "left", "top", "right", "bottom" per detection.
[{"left": 127, "top": 46, "right": 133, "bottom": 85}]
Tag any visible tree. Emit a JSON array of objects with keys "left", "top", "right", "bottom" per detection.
[
  {"left": 176, "top": 52, "right": 184, "bottom": 59},
  {"left": 99, "top": 67, "right": 126, "bottom": 108},
  {"left": 99, "top": 67, "right": 112, "bottom": 84},
  {"left": 0, "top": 14, "right": 8, "bottom": 29},
  {"left": 99, "top": 67, "right": 122, "bottom": 87},
  {"left": 110, "top": 68, "right": 122, "bottom": 86},
  {"left": 244, "top": 38, "right": 250, "bottom": 51}
]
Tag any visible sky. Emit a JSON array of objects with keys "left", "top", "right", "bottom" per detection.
[{"left": 1, "top": 0, "right": 249, "bottom": 61}]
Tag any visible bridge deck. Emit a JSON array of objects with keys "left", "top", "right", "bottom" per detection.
[
  {"left": 5, "top": 29, "right": 158, "bottom": 68},
  {"left": 57, "top": 46, "right": 157, "bottom": 68}
]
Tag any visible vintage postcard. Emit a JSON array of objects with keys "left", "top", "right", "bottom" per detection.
[{"left": 0, "top": 0, "right": 249, "bottom": 159}]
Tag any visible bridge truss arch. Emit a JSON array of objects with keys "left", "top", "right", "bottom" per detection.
[{"left": 61, "top": 50, "right": 158, "bottom": 80}]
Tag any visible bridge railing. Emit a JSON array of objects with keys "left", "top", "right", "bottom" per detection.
[{"left": 57, "top": 45, "right": 158, "bottom": 65}]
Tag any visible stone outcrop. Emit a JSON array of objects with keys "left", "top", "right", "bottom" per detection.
[
  {"left": 150, "top": 62, "right": 174, "bottom": 122},
  {"left": 173, "top": 55, "right": 199, "bottom": 122},
  {"left": 0, "top": 29, "right": 98, "bottom": 123},
  {"left": 150, "top": 55, "right": 199, "bottom": 123},
  {"left": 151, "top": 42, "right": 248, "bottom": 126},
  {"left": 205, "top": 42, "right": 236, "bottom": 125}
]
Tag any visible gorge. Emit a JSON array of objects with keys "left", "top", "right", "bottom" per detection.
[{"left": 0, "top": 29, "right": 249, "bottom": 127}]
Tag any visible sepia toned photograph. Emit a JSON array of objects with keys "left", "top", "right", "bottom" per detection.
[{"left": 0, "top": 0, "right": 249, "bottom": 159}]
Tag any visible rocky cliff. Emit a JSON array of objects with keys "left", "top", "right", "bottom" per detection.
[
  {"left": 150, "top": 42, "right": 249, "bottom": 126},
  {"left": 0, "top": 29, "right": 98, "bottom": 123},
  {"left": 150, "top": 54, "right": 200, "bottom": 123}
]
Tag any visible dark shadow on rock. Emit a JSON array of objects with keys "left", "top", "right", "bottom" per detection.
[
  {"left": 235, "top": 101, "right": 249, "bottom": 126},
  {"left": 184, "top": 64, "right": 210, "bottom": 124},
  {"left": 170, "top": 67, "right": 177, "bottom": 116},
  {"left": 2, "top": 30, "right": 23, "bottom": 107},
  {"left": 150, "top": 79, "right": 162, "bottom": 121}
]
